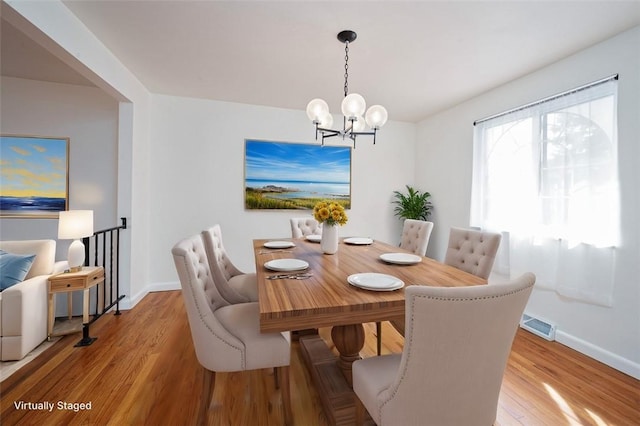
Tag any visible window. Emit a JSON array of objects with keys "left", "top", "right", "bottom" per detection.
[{"left": 471, "top": 77, "right": 619, "bottom": 306}]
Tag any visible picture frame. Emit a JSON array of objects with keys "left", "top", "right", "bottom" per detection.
[
  {"left": 1, "top": 135, "right": 69, "bottom": 218},
  {"left": 244, "top": 139, "right": 351, "bottom": 210}
]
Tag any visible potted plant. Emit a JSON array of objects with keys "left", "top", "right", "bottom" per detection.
[{"left": 392, "top": 185, "right": 432, "bottom": 220}]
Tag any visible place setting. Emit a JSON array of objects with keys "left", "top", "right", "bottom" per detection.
[
  {"left": 259, "top": 240, "right": 296, "bottom": 254},
  {"left": 347, "top": 272, "right": 404, "bottom": 291},
  {"left": 379, "top": 252, "right": 422, "bottom": 265},
  {"left": 264, "top": 258, "right": 312, "bottom": 280},
  {"left": 305, "top": 234, "right": 322, "bottom": 243},
  {"left": 343, "top": 237, "right": 373, "bottom": 245}
]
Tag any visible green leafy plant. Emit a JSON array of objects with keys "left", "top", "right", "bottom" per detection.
[{"left": 392, "top": 185, "right": 432, "bottom": 220}]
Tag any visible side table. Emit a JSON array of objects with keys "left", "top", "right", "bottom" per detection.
[{"left": 48, "top": 266, "right": 105, "bottom": 345}]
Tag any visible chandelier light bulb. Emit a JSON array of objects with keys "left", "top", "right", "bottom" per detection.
[
  {"left": 365, "top": 105, "right": 388, "bottom": 129},
  {"left": 341, "top": 93, "right": 366, "bottom": 118},
  {"left": 318, "top": 112, "right": 334, "bottom": 129},
  {"left": 306, "top": 98, "right": 330, "bottom": 122},
  {"left": 351, "top": 115, "right": 366, "bottom": 132}
]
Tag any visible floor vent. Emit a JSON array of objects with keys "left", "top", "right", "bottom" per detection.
[{"left": 520, "top": 314, "right": 556, "bottom": 341}]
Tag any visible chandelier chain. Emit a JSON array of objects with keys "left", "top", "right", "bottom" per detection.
[{"left": 344, "top": 41, "right": 349, "bottom": 98}]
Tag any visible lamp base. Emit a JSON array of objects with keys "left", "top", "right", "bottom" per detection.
[{"left": 67, "top": 239, "right": 86, "bottom": 272}]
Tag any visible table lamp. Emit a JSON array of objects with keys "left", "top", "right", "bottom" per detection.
[{"left": 58, "top": 210, "right": 94, "bottom": 272}]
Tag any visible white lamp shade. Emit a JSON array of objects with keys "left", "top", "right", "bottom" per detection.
[
  {"left": 365, "top": 105, "right": 388, "bottom": 129},
  {"left": 58, "top": 210, "right": 94, "bottom": 239},
  {"left": 306, "top": 98, "right": 330, "bottom": 122},
  {"left": 341, "top": 93, "right": 366, "bottom": 118}
]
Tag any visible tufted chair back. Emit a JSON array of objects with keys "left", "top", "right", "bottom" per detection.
[
  {"left": 444, "top": 227, "right": 501, "bottom": 279},
  {"left": 171, "top": 234, "right": 237, "bottom": 370},
  {"left": 290, "top": 217, "right": 323, "bottom": 238},
  {"left": 202, "top": 225, "right": 253, "bottom": 304},
  {"left": 173, "top": 233, "right": 293, "bottom": 425},
  {"left": 353, "top": 273, "right": 535, "bottom": 426},
  {"left": 399, "top": 219, "right": 434, "bottom": 256}
]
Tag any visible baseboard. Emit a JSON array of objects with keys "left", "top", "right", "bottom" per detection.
[
  {"left": 123, "top": 281, "right": 181, "bottom": 310},
  {"left": 556, "top": 330, "right": 640, "bottom": 379}
]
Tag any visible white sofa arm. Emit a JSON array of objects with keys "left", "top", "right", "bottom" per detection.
[{"left": 1, "top": 275, "right": 48, "bottom": 360}]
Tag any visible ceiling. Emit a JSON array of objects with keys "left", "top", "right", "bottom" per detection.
[{"left": 2, "top": 1, "right": 640, "bottom": 123}]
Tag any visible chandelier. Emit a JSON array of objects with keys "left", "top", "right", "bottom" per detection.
[{"left": 306, "top": 30, "right": 388, "bottom": 148}]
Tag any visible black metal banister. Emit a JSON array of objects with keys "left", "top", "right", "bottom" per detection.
[{"left": 76, "top": 217, "right": 127, "bottom": 346}]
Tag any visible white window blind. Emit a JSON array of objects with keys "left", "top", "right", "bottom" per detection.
[{"left": 471, "top": 77, "right": 619, "bottom": 306}]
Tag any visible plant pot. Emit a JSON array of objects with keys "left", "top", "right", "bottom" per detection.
[{"left": 321, "top": 224, "right": 339, "bottom": 254}]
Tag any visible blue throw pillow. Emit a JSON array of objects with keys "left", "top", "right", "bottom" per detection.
[{"left": 0, "top": 249, "right": 36, "bottom": 291}]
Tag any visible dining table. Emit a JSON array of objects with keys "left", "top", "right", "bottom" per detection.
[{"left": 254, "top": 236, "right": 486, "bottom": 425}]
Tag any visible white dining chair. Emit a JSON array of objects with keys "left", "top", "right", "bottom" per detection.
[
  {"left": 354, "top": 273, "right": 535, "bottom": 426},
  {"left": 399, "top": 219, "right": 434, "bottom": 256},
  {"left": 390, "top": 226, "right": 502, "bottom": 338},
  {"left": 202, "top": 225, "right": 257, "bottom": 303},
  {"left": 444, "top": 226, "right": 502, "bottom": 279},
  {"left": 290, "top": 217, "right": 322, "bottom": 238},
  {"left": 377, "top": 219, "right": 435, "bottom": 354},
  {"left": 172, "top": 234, "right": 293, "bottom": 425}
]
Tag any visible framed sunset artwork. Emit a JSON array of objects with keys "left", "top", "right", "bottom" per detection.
[
  {"left": 0, "top": 135, "right": 69, "bottom": 218},
  {"left": 244, "top": 139, "right": 351, "bottom": 210}
]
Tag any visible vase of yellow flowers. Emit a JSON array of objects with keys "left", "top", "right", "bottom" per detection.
[{"left": 313, "top": 200, "right": 348, "bottom": 254}]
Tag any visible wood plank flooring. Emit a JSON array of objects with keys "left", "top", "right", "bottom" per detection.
[{"left": 1, "top": 290, "right": 638, "bottom": 425}]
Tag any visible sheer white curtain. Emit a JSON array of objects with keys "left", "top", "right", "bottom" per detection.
[{"left": 471, "top": 78, "right": 619, "bottom": 306}]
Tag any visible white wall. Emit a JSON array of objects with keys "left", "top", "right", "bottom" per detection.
[
  {"left": 147, "top": 95, "right": 416, "bottom": 286},
  {"left": 0, "top": 77, "right": 119, "bottom": 257},
  {"left": 416, "top": 27, "right": 640, "bottom": 377},
  {"left": 4, "top": 0, "right": 154, "bottom": 309},
  {"left": 0, "top": 76, "right": 119, "bottom": 315}
]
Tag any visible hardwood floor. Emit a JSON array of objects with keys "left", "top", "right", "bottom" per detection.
[{"left": 1, "top": 290, "right": 638, "bottom": 425}]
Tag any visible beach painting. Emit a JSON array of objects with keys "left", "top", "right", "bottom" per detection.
[
  {"left": 245, "top": 139, "right": 351, "bottom": 210},
  {"left": 1, "top": 135, "right": 69, "bottom": 218}
]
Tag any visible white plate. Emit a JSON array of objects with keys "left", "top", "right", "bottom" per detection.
[
  {"left": 263, "top": 240, "right": 296, "bottom": 249},
  {"left": 379, "top": 252, "right": 422, "bottom": 265},
  {"left": 264, "top": 259, "right": 309, "bottom": 272},
  {"left": 347, "top": 273, "right": 404, "bottom": 291},
  {"left": 305, "top": 234, "right": 322, "bottom": 243},
  {"left": 344, "top": 237, "right": 373, "bottom": 245}
]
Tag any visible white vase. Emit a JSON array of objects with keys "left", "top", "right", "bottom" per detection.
[{"left": 321, "top": 224, "right": 339, "bottom": 254}]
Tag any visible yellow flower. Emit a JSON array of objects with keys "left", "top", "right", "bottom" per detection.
[{"left": 313, "top": 200, "right": 348, "bottom": 226}]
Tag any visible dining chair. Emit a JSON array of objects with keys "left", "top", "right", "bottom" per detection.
[
  {"left": 376, "top": 219, "right": 435, "bottom": 354},
  {"left": 444, "top": 226, "right": 502, "bottom": 279},
  {"left": 290, "top": 217, "right": 323, "bottom": 238},
  {"left": 201, "top": 225, "right": 257, "bottom": 303},
  {"left": 353, "top": 273, "right": 535, "bottom": 426},
  {"left": 398, "top": 219, "right": 434, "bottom": 256},
  {"left": 390, "top": 226, "right": 502, "bottom": 337},
  {"left": 172, "top": 234, "right": 293, "bottom": 426}
]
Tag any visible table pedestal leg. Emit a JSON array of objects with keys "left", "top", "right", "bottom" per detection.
[
  {"left": 299, "top": 323, "right": 367, "bottom": 425},
  {"left": 331, "top": 324, "right": 365, "bottom": 386}
]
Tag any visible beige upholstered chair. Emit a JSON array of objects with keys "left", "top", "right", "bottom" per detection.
[
  {"left": 390, "top": 226, "right": 502, "bottom": 337},
  {"left": 377, "top": 219, "right": 434, "bottom": 354},
  {"left": 354, "top": 273, "right": 535, "bottom": 426},
  {"left": 172, "top": 234, "right": 293, "bottom": 425},
  {"left": 290, "top": 217, "right": 322, "bottom": 238},
  {"left": 398, "top": 219, "right": 434, "bottom": 256},
  {"left": 444, "top": 227, "right": 502, "bottom": 279},
  {"left": 202, "top": 225, "right": 257, "bottom": 303}
]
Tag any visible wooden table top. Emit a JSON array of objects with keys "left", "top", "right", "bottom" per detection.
[{"left": 254, "top": 237, "right": 486, "bottom": 333}]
